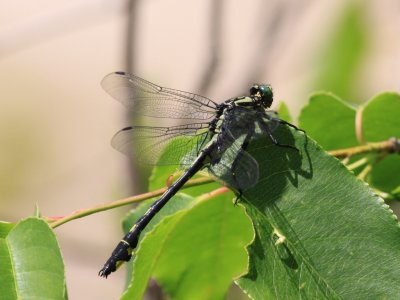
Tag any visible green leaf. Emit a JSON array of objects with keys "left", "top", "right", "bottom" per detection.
[
  {"left": 369, "top": 155, "right": 400, "bottom": 193},
  {"left": 361, "top": 92, "right": 400, "bottom": 192},
  {"left": 388, "top": 186, "right": 400, "bottom": 201},
  {"left": 277, "top": 102, "right": 292, "bottom": 123},
  {"left": 0, "top": 217, "right": 66, "bottom": 299},
  {"left": 299, "top": 92, "right": 357, "bottom": 149},
  {"left": 312, "top": 2, "right": 367, "bottom": 101},
  {"left": 122, "top": 193, "right": 253, "bottom": 300},
  {"left": 148, "top": 136, "right": 221, "bottom": 197},
  {"left": 237, "top": 126, "right": 400, "bottom": 299},
  {"left": 0, "top": 221, "right": 14, "bottom": 238},
  {"left": 361, "top": 92, "right": 400, "bottom": 142}
]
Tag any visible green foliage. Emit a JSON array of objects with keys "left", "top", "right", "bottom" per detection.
[
  {"left": 1, "top": 89, "right": 399, "bottom": 299},
  {"left": 362, "top": 93, "right": 400, "bottom": 142},
  {"left": 3, "top": 3, "right": 397, "bottom": 299},
  {"left": 0, "top": 89, "right": 398, "bottom": 300},
  {"left": 121, "top": 161, "right": 253, "bottom": 299},
  {"left": 300, "top": 91, "right": 400, "bottom": 196},
  {"left": 0, "top": 221, "right": 14, "bottom": 238},
  {"left": 277, "top": 101, "right": 292, "bottom": 123},
  {"left": 115, "top": 87, "right": 400, "bottom": 299},
  {"left": 121, "top": 193, "right": 252, "bottom": 300},
  {"left": 299, "top": 92, "right": 357, "bottom": 149},
  {"left": 362, "top": 93, "right": 400, "bottom": 193},
  {"left": 237, "top": 127, "right": 400, "bottom": 299},
  {"left": 0, "top": 218, "right": 66, "bottom": 300},
  {"left": 370, "top": 156, "right": 400, "bottom": 193},
  {"left": 120, "top": 88, "right": 400, "bottom": 299}
]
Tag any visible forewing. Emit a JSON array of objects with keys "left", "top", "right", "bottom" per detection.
[
  {"left": 101, "top": 72, "right": 218, "bottom": 120},
  {"left": 111, "top": 123, "right": 211, "bottom": 166}
]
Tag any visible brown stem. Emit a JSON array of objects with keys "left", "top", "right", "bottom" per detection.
[
  {"left": 328, "top": 138, "right": 399, "bottom": 158},
  {"left": 196, "top": 186, "right": 229, "bottom": 202},
  {"left": 50, "top": 176, "right": 213, "bottom": 229}
]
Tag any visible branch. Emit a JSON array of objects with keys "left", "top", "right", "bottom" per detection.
[
  {"left": 50, "top": 177, "right": 213, "bottom": 229},
  {"left": 328, "top": 138, "right": 399, "bottom": 158}
]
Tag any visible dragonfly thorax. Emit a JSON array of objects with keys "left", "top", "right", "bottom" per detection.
[{"left": 250, "top": 84, "right": 273, "bottom": 108}]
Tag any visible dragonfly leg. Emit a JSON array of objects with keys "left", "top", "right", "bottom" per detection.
[
  {"left": 266, "top": 126, "right": 299, "bottom": 151},
  {"left": 234, "top": 191, "right": 243, "bottom": 205},
  {"left": 279, "top": 119, "right": 306, "bottom": 133}
]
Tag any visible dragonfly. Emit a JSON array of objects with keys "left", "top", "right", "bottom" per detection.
[{"left": 98, "top": 71, "right": 301, "bottom": 278}]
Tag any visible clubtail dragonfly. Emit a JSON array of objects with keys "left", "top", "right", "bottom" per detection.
[{"left": 99, "top": 71, "right": 300, "bottom": 277}]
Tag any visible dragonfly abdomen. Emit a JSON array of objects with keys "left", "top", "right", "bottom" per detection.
[{"left": 99, "top": 146, "right": 214, "bottom": 278}]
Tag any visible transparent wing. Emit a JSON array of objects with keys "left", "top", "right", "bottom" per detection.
[
  {"left": 208, "top": 145, "right": 259, "bottom": 192},
  {"left": 102, "top": 72, "right": 218, "bottom": 120},
  {"left": 208, "top": 127, "right": 259, "bottom": 191},
  {"left": 207, "top": 108, "right": 280, "bottom": 191},
  {"left": 111, "top": 123, "right": 211, "bottom": 166}
]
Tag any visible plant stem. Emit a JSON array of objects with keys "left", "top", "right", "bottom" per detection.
[
  {"left": 340, "top": 156, "right": 350, "bottom": 166},
  {"left": 346, "top": 157, "right": 369, "bottom": 171},
  {"left": 50, "top": 176, "right": 213, "bottom": 229},
  {"left": 357, "top": 164, "right": 372, "bottom": 181},
  {"left": 196, "top": 187, "right": 229, "bottom": 202},
  {"left": 328, "top": 138, "right": 399, "bottom": 158}
]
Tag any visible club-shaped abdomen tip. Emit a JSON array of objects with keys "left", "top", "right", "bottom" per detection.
[
  {"left": 98, "top": 268, "right": 108, "bottom": 278},
  {"left": 98, "top": 262, "right": 115, "bottom": 278},
  {"left": 98, "top": 269, "right": 107, "bottom": 278}
]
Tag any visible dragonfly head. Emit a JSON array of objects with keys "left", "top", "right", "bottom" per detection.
[{"left": 250, "top": 84, "right": 273, "bottom": 108}]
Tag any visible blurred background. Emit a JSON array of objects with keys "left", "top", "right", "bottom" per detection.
[{"left": 0, "top": 0, "right": 399, "bottom": 299}]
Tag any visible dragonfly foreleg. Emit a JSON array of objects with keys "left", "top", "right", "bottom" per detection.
[
  {"left": 279, "top": 119, "right": 306, "bottom": 133},
  {"left": 265, "top": 124, "right": 299, "bottom": 151}
]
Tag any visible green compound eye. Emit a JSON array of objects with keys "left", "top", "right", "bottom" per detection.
[{"left": 250, "top": 84, "right": 273, "bottom": 108}]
